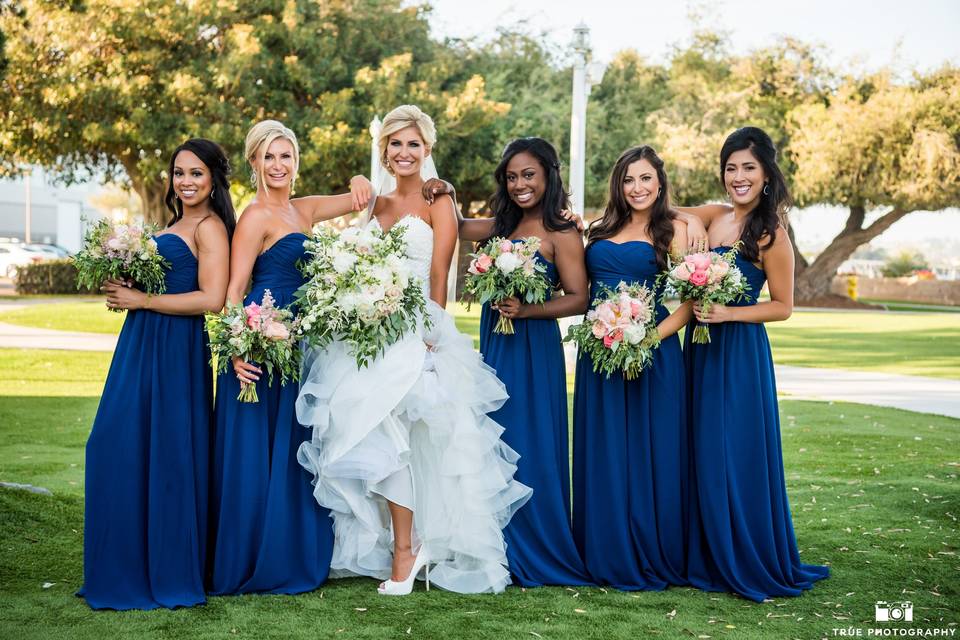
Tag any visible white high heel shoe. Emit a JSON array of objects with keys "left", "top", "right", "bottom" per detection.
[{"left": 378, "top": 547, "right": 431, "bottom": 596}]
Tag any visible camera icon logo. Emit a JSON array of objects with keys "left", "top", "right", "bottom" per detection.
[{"left": 875, "top": 601, "right": 913, "bottom": 623}]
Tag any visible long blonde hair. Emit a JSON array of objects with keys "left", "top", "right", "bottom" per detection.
[
  {"left": 245, "top": 120, "right": 300, "bottom": 193},
  {"left": 377, "top": 105, "right": 437, "bottom": 175}
]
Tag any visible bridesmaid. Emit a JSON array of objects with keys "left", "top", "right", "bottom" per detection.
[
  {"left": 572, "top": 145, "right": 693, "bottom": 590},
  {"left": 207, "top": 120, "right": 372, "bottom": 595},
  {"left": 685, "top": 127, "right": 830, "bottom": 601},
  {"left": 458, "top": 137, "right": 593, "bottom": 587},
  {"left": 80, "top": 138, "right": 234, "bottom": 609}
]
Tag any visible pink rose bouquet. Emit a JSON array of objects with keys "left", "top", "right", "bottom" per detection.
[
  {"left": 206, "top": 289, "right": 302, "bottom": 402},
  {"left": 664, "top": 245, "right": 749, "bottom": 344},
  {"left": 563, "top": 281, "right": 661, "bottom": 380},
  {"left": 463, "top": 236, "right": 551, "bottom": 334}
]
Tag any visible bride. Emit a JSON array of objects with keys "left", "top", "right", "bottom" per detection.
[{"left": 296, "top": 105, "right": 532, "bottom": 595}]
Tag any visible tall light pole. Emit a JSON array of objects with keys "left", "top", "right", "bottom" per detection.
[{"left": 569, "top": 23, "right": 590, "bottom": 218}]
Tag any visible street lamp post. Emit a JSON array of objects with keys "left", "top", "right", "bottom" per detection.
[
  {"left": 569, "top": 24, "right": 605, "bottom": 219},
  {"left": 569, "top": 23, "right": 590, "bottom": 218}
]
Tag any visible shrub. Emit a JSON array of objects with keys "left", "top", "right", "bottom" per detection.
[
  {"left": 13, "top": 259, "right": 96, "bottom": 295},
  {"left": 880, "top": 251, "right": 929, "bottom": 278}
]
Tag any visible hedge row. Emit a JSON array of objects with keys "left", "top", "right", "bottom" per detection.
[{"left": 14, "top": 259, "right": 95, "bottom": 295}]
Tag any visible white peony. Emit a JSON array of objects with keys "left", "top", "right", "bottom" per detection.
[
  {"left": 623, "top": 324, "right": 645, "bottom": 345},
  {"left": 332, "top": 251, "right": 358, "bottom": 274},
  {"left": 495, "top": 252, "right": 521, "bottom": 274}
]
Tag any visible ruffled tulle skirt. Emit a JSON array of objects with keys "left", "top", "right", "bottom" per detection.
[{"left": 296, "top": 302, "right": 532, "bottom": 594}]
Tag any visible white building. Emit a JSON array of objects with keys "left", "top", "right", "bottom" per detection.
[{"left": 0, "top": 168, "right": 107, "bottom": 252}]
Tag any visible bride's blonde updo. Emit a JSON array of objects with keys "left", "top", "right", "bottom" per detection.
[
  {"left": 377, "top": 105, "right": 437, "bottom": 175},
  {"left": 245, "top": 119, "right": 300, "bottom": 192}
]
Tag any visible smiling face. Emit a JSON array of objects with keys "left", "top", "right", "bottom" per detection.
[
  {"left": 621, "top": 158, "right": 660, "bottom": 214},
  {"left": 505, "top": 151, "right": 545, "bottom": 210},
  {"left": 724, "top": 147, "right": 767, "bottom": 208},
  {"left": 254, "top": 137, "right": 297, "bottom": 191},
  {"left": 386, "top": 126, "right": 429, "bottom": 177},
  {"left": 172, "top": 150, "right": 213, "bottom": 206}
]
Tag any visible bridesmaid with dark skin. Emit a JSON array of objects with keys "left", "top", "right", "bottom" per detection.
[
  {"left": 80, "top": 138, "right": 233, "bottom": 610},
  {"left": 457, "top": 137, "right": 593, "bottom": 587}
]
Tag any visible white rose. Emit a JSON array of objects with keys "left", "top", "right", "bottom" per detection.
[
  {"left": 340, "top": 227, "right": 360, "bottom": 244},
  {"left": 332, "top": 251, "right": 358, "bottom": 274},
  {"left": 623, "top": 324, "right": 645, "bottom": 345},
  {"left": 495, "top": 252, "right": 521, "bottom": 274}
]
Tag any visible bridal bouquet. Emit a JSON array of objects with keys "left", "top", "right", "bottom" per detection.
[
  {"left": 564, "top": 281, "right": 661, "bottom": 380},
  {"left": 665, "top": 246, "right": 749, "bottom": 344},
  {"left": 462, "top": 236, "right": 550, "bottom": 334},
  {"left": 206, "top": 289, "right": 301, "bottom": 403},
  {"left": 295, "top": 224, "right": 428, "bottom": 369},
  {"left": 74, "top": 218, "right": 170, "bottom": 308}
]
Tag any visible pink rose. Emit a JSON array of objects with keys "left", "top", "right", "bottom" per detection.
[
  {"left": 710, "top": 260, "right": 730, "bottom": 277},
  {"left": 685, "top": 252, "right": 712, "bottom": 271},
  {"left": 498, "top": 240, "right": 514, "bottom": 253},
  {"left": 245, "top": 302, "right": 262, "bottom": 329},
  {"left": 603, "top": 333, "right": 615, "bottom": 349},
  {"left": 591, "top": 321, "right": 607, "bottom": 339},
  {"left": 630, "top": 300, "right": 643, "bottom": 318},
  {"left": 476, "top": 254, "right": 494, "bottom": 273},
  {"left": 689, "top": 269, "right": 709, "bottom": 286},
  {"left": 467, "top": 259, "right": 480, "bottom": 275},
  {"left": 671, "top": 263, "right": 693, "bottom": 282}
]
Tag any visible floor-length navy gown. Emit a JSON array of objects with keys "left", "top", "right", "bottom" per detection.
[
  {"left": 572, "top": 240, "right": 688, "bottom": 590},
  {"left": 80, "top": 233, "right": 211, "bottom": 610},
  {"left": 685, "top": 246, "right": 829, "bottom": 602},
  {"left": 208, "top": 232, "right": 334, "bottom": 595},
  {"left": 479, "top": 249, "right": 592, "bottom": 587}
]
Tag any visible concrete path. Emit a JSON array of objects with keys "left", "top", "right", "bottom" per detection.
[
  {"left": 774, "top": 364, "right": 960, "bottom": 420},
  {"left": 0, "top": 320, "right": 117, "bottom": 351}
]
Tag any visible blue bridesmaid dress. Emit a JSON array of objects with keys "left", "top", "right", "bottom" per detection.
[
  {"left": 572, "top": 240, "right": 688, "bottom": 590},
  {"left": 479, "top": 247, "right": 592, "bottom": 587},
  {"left": 80, "top": 234, "right": 211, "bottom": 610},
  {"left": 685, "top": 247, "right": 829, "bottom": 602},
  {"left": 208, "top": 232, "right": 334, "bottom": 595}
]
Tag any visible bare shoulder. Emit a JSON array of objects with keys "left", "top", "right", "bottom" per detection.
[
  {"left": 426, "top": 194, "right": 456, "bottom": 223},
  {"left": 196, "top": 215, "right": 229, "bottom": 248},
  {"left": 238, "top": 202, "right": 271, "bottom": 226}
]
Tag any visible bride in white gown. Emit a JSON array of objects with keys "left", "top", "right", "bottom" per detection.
[{"left": 296, "top": 105, "right": 532, "bottom": 595}]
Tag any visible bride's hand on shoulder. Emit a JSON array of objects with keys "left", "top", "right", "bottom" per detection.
[{"left": 350, "top": 175, "right": 373, "bottom": 211}]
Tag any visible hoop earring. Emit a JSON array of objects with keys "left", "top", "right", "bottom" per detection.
[
  {"left": 209, "top": 187, "right": 215, "bottom": 199},
  {"left": 762, "top": 183, "right": 770, "bottom": 196},
  {"left": 657, "top": 188, "right": 662, "bottom": 198}
]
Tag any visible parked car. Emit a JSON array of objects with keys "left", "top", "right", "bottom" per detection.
[
  {"left": 0, "top": 244, "right": 45, "bottom": 278},
  {"left": 23, "top": 243, "right": 72, "bottom": 259}
]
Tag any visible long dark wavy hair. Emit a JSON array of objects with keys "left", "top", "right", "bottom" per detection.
[
  {"left": 719, "top": 127, "right": 791, "bottom": 263},
  {"left": 164, "top": 138, "right": 236, "bottom": 240},
  {"left": 485, "top": 137, "right": 576, "bottom": 243},
  {"left": 587, "top": 145, "right": 675, "bottom": 270}
]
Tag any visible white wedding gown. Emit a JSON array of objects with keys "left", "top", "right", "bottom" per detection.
[{"left": 296, "top": 214, "right": 532, "bottom": 594}]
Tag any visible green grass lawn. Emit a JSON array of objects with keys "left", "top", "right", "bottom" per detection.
[
  {"left": 0, "top": 300, "right": 125, "bottom": 335},
  {"left": 767, "top": 311, "right": 960, "bottom": 380},
  {"left": 3, "top": 301, "right": 958, "bottom": 379},
  {"left": 1, "top": 347, "right": 958, "bottom": 639}
]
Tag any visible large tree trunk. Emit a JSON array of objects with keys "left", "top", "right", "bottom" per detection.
[
  {"left": 794, "top": 205, "right": 910, "bottom": 302},
  {"left": 123, "top": 159, "right": 168, "bottom": 227}
]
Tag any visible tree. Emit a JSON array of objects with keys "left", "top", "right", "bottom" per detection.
[
  {"left": 881, "top": 250, "right": 929, "bottom": 278},
  {"left": 0, "top": 0, "right": 510, "bottom": 224},
  {"left": 788, "top": 69, "right": 960, "bottom": 300}
]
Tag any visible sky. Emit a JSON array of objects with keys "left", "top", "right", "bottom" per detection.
[
  {"left": 423, "top": 0, "right": 960, "bottom": 258},
  {"left": 423, "top": 0, "right": 960, "bottom": 73}
]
